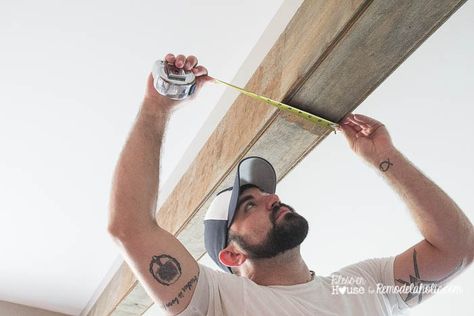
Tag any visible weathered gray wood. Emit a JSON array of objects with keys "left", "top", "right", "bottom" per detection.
[
  {"left": 290, "top": 0, "right": 466, "bottom": 122},
  {"left": 85, "top": 0, "right": 466, "bottom": 315}
]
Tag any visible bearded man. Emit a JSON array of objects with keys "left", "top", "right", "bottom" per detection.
[{"left": 108, "top": 53, "right": 474, "bottom": 315}]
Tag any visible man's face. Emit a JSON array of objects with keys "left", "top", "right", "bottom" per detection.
[{"left": 228, "top": 186, "right": 309, "bottom": 259}]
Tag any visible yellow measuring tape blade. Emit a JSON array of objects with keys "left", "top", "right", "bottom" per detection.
[{"left": 213, "top": 78, "right": 339, "bottom": 130}]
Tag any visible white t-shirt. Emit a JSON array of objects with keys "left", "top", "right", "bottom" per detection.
[{"left": 179, "top": 256, "right": 410, "bottom": 316}]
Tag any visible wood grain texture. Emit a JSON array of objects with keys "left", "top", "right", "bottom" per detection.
[
  {"left": 290, "top": 0, "right": 466, "bottom": 121},
  {"left": 85, "top": 262, "right": 136, "bottom": 316},
  {"left": 85, "top": 0, "right": 466, "bottom": 315},
  {"left": 155, "top": 0, "right": 367, "bottom": 236}
]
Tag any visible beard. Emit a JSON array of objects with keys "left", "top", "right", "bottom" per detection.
[{"left": 231, "top": 203, "right": 309, "bottom": 259}]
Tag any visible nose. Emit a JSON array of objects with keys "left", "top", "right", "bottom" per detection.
[{"left": 265, "top": 193, "right": 280, "bottom": 211}]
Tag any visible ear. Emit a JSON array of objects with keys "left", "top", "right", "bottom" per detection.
[{"left": 218, "top": 243, "right": 247, "bottom": 268}]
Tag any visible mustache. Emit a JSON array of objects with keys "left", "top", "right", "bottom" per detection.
[{"left": 271, "top": 202, "right": 295, "bottom": 218}]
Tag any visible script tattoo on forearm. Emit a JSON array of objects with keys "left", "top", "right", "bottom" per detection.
[
  {"left": 149, "top": 254, "right": 182, "bottom": 286},
  {"left": 379, "top": 158, "right": 393, "bottom": 172},
  {"left": 395, "top": 249, "right": 463, "bottom": 305},
  {"left": 162, "top": 274, "right": 199, "bottom": 310}
]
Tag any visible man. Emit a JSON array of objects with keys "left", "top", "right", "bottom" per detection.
[{"left": 108, "top": 53, "right": 474, "bottom": 315}]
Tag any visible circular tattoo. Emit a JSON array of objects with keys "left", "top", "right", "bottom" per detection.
[
  {"left": 149, "top": 254, "right": 182, "bottom": 286},
  {"left": 379, "top": 158, "right": 393, "bottom": 172}
]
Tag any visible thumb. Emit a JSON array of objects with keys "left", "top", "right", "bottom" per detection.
[
  {"left": 194, "top": 75, "right": 212, "bottom": 92},
  {"left": 339, "top": 123, "right": 357, "bottom": 141}
]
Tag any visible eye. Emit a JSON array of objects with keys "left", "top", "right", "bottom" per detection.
[{"left": 245, "top": 201, "right": 256, "bottom": 211}]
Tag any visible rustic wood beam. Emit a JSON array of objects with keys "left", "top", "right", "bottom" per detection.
[{"left": 84, "top": 0, "right": 466, "bottom": 314}]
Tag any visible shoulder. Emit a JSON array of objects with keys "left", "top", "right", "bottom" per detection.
[
  {"left": 197, "top": 263, "right": 248, "bottom": 291},
  {"left": 329, "top": 257, "right": 396, "bottom": 288},
  {"left": 329, "top": 257, "right": 410, "bottom": 314}
]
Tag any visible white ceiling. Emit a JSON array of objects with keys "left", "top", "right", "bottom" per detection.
[
  {"left": 0, "top": 0, "right": 286, "bottom": 314},
  {"left": 1, "top": 1, "right": 473, "bottom": 316}
]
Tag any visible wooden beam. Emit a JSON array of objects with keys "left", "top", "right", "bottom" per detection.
[
  {"left": 84, "top": 262, "right": 137, "bottom": 316},
  {"left": 84, "top": 0, "right": 466, "bottom": 315}
]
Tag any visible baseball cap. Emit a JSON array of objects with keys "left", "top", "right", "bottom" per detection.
[{"left": 204, "top": 156, "right": 277, "bottom": 272}]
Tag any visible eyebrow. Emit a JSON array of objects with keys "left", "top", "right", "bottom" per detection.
[{"left": 236, "top": 194, "right": 255, "bottom": 212}]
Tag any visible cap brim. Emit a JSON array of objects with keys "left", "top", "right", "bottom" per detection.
[{"left": 227, "top": 156, "right": 276, "bottom": 228}]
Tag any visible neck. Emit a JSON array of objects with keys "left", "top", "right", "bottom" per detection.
[{"left": 241, "top": 247, "right": 312, "bottom": 286}]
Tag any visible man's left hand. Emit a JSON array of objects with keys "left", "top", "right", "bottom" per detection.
[{"left": 144, "top": 53, "right": 211, "bottom": 109}]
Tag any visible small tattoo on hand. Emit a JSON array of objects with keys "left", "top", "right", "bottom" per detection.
[
  {"left": 149, "top": 254, "right": 182, "bottom": 286},
  {"left": 379, "top": 159, "right": 393, "bottom": 172}
]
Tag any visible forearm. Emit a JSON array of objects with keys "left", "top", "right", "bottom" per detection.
[
  {"left": 374, "top": 147, "right": 474, "bottom": 258},
  {"left": 108, "top": 98, "right": 171, "bottom": 232}
]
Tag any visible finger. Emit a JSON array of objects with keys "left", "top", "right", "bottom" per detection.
[
  {"left": 353, "top": 113, "right": 381, "bottom": 126},
  {"left": 340, "top": 123, "right": 358, "bottom": 140},
  {"left": 175, "top": 54, "right": 186, "bottom": 68},
  {"left": 185, "top": 55, "right": 198, "bottom": 71},
  {"left": 164, "top": 53, "right": 175, "bottom": 63},
  {"left": 349, "top": 117, "right": 373, "bottom": 133},
  {"left": 345, "top": 119, "right": 363, "bottom": 132},
  {"left": 198, "top": 75, "right": 214, "bottom": 83},
  {"left": 353, "top": 115, "right": 385, "bottom": 134},
  {"left": 341, "top": 114, "right": 363, "bottom": 127},
  {"left": 347, "top": 116, "right": 366, "bottom": 126},
  {"left": 192, "top": 65, "right": 208, "bottom": 77},
  {"left": 340, "top": 114, "right": 353, "bottom": 125}
]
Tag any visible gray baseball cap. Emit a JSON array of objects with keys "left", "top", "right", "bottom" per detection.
[{"left": 204, "top": 156, "right": 277, "bottom": 272}]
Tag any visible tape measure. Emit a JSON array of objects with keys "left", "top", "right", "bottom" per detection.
[
  {"left": 152, "top": 60, "right": 196, "bottom": 100},
  {"left": 152, "top": 60, "right": 338, "bottom": 129},
  {"left": 212, "top": 78, "right": 338, "bottom": 130}
]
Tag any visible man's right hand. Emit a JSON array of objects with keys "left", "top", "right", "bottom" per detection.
[{"left": 144, "top": 53, "right": 211, "bottom": 110}]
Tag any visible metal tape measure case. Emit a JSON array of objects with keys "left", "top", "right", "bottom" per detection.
[{"left": 152, "top": 60, "right": 196, "bottom": 100}]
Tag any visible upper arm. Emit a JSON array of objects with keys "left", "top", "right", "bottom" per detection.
[
  {"left": 110, "top": 222, "right": 200, "bottom": 315},
  {"left": 393, "top": 239, "right": 466, "bottom": 307}
]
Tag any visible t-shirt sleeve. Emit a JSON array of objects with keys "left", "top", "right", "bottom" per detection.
[
  {"left": 178, "top": 263, "right": 245, "bottom": 315},
  {"left": 338, "top": 256, "right": 410, "bottom": 315},
  {"left": 177, "top": 264, "right": 210, "bottom": 315}
]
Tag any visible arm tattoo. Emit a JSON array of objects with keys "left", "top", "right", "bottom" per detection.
[
  {"left": 149, "top": 254, "right": 182, "bottom": 286},
  {"left": 162, "top": 274, "right": 199, "bottom": 310},
  {"left": 395, "top": 249, "right": 463, "bottom": 304},
  {"left": 379, "top": 158, "right": 393, "bottom": 172}
]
